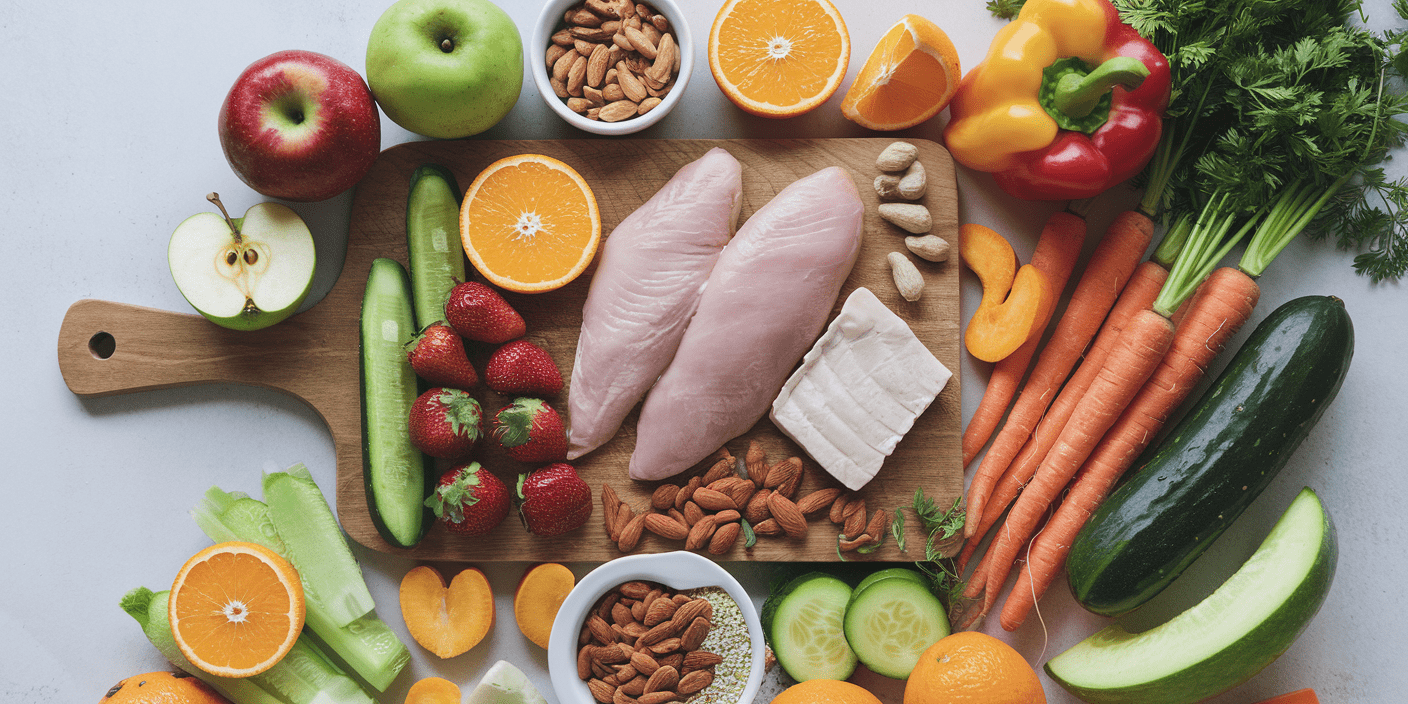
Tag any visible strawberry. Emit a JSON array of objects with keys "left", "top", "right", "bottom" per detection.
[
  {"left": 516, "top": 462, "right": 592, "bottom": 537},
  {"left": 492, "top": 398, "right": 567, "bottom": 463},
  {"left": 444, "top": 281, "right": 526, "bottom": 344},
  {"left": 485, "top": 340, "right": 564, "bottom": 396},
  {"left": 408, "top": 387, "right": 484, "bottom": 458},
  {"left": 405, "top": 323, "right": 478, "bottom": 389},
  {"left": 425, "top": 463, "right": 510, "bottom": 536}
]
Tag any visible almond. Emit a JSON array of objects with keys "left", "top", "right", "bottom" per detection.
[
  {"left": 889, "top": 252, "right": 925, "bottom": 302},
  {"left": 648, "top": 637, "right": 681, "bottom": 655},
  {"left": 603, "top": 487, "right": 622, "bottom": 540},
  {"left": 551, "top": 77, "right": 569, "bottom": 98},
  {"left": 876, "top": 141, "right": 918, "bottom": 171},
  {"left": 552, "top": 28, "right": 576, "bottom": 47},
  {"left": 777, "top": 458, "right": 804, "bottom": 498},
  {"left": 613, "top": 691, "right": 637, "bottom": 704},
  {"left": 631, "top": 650, "right": 659, "bottom": 676},
  {"left": 684, "top": 515, "right": 717, "bottom": 550},
  {"left": 600, "top": 19, "right": 623, "bottom": 34},
  {"left": 680, "top": 616, "right": 710, "bottom": 651},
  {"left": 620, "top": 581, "right": 651, "bottom": 599},
  {"left": 839, "top": 534, "right": 872, "bottom": 551},
  {"left": 708, "top": 522, "right": 740, "bottom": 555},
  {"left": 797, "top": 487, "right": 843, "bottom": 515},
  {"left": 678, "top": 669, "right": 713, "bottom": 695},
  {"left": 712, "top": 509, "right": 740, "bottom": 524},
  {"left": 763, "top": 456, "right": 800, "bottom": 490},
  {"left": 584, "top": 85, "right": 606, "bottom": 107},
  {"left": 600, "top": 100, "right": 639, "bottom": 122},
  {"left": 586, "top": 0, "right": 619, "bottom": 17},
  {"left": 574, "top": 39, "right": 597, "bottom": 57},
  {"left": 691, "top": 487, "right": 737, "bottom": 512},
  {"left": 658, "top": 653, "right": 684, "bottom": 670},
  {"left": 767, "top": 493, "right": 808, "bottom": 538},
  {"left": 596, "top": 642, "right": 633, "bottom": 663},
  {"left": 616, "top": 61, "right": 648, "bottom": 102},
  {"left": 619, "top": 675, "right": 648, "bottom": 697},
  {"left": 670, "top": 597, "right": 709, "bottom": 630},
  {"left": 598, "top": 591, "right": 621, "bottom": 621},
  {"left": 567, "top": 97, "right": 592, "bottom": 113},
  {"left": 571, "top": 25, "right": 616, "bottom": 43},
  {"left": 587, "top": 43, "right": 612, "bottom": 87},
  {"left": 752, "top": 518, "right": 783, "bottom": 536},
  {"left": 647, "top": 33, "right": 674, "bottom": 83},
  {"left": 898, "top": 160, "right": 927, "bottom": 199},
  {"left": 725, "top": 477, "right": 756, "bottom": 507},
  {"left": 643, "top": 665, "right": 678, "bottom": 694},
  {"left": 701, "top": 457, "right": 734, "bottom": 485},
  {"left": 643, "top": 597, "right": 678, "bottom": 626},
  {"left": 617, "top": 512, "right": 645, "bottom": 552},
  {"left": 744, "top": 489, "right": 772, "bottom": 523},
  {"left": 829, "top": 492, "right": 851, "bottom": 524},
  {"left": 589, "top": 614, "right": 616, "bottom": 644},
  {"left": 651, "top": 14, "right": 670, "bottom": 32},
  {"left": 613, "top": 504, "right": 635, "bottom": 541},
  {"left": 567, "top": 55, "right": 589, "bottom": 95},
  {"left": 553, "top": 47, "right": 578, "bottom": 82},
  {"left": 682, "top": 501, "right": 704, "bottom": 526},
  {"left": 547, "top": 44, "right": 570, "bottom": 69},
  {"left": 744, "top": 440, "right": 767, "bottom": 486},
  {"left": 603, "top": 83, "right": 626, "bottom": 102},
  {"left": 614, "top": 663, "right": 638, "bottom": 682},
  {"left": 682, "top": 651, "right": 722, "bottom": 670},
  {"left": 874, "top": 174, "right": 903, "bottom": 200},
  {"left": 588, "top": 678, "right": 615, "bottom": 703},
  {"left": 570, "top": 8, "right": 604, "bottom": 26},
  {"left": 643, "top": 513, "right": 688, "bottom": 540},
  {"left": 675, "top": 475, "right": 700, "bottom": 510},
  {"left": 623, "top": 26, "right": 657, "bottom": 58},
  {"left": 879, "top": 203, "right": 933, "bottom": 234},
  {"left": 636, "top": 3, "right": 653, "bottom": 20},
  {"left": 614, "top": 32, "right": 634, "bottom": 51},
  {"left": 641, "top": 23, "right": 663, "bottom": 49},
  {"left": 579, "top": 645, "right": 596, "bottom": 679},
  {"left": 866, "top": 508, "right": 891, "bottom": 542},
  {"left": 637, "top": 619, "right": 674, "bottom": 646},
  {"left": 650, "top": 484, "right": 679, "bottom": 511},
  {"left": 843, "top": 502, "right": 867, "bottom": 539},
  {"left": 637, "top": 693, "right": 675, "bottom": 704},
  {"left": 905, "top": 234, "right": 951, "bottom": 262}
]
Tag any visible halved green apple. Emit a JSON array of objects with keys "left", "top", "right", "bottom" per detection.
[
  {"left": 1046, "top": 487, "right": 1337, "bottom": 704},
  {"left": 168, "top": 194, "right": 315, "bottom": 330}
]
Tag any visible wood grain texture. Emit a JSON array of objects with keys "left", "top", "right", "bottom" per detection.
[{"left": 57, "top": 138, "right": 962, "bottom": 561}]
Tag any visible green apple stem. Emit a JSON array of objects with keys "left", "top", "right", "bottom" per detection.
[
  {"left": 440, "top": 38, "right": 453, "bottom": 52},
  {"left": 207, "top": 192, "right": 242, "bottom": 244}
]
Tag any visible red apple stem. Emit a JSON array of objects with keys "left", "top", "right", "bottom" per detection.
[{"left": 207, "top": 192, "right": 242, "bottom": 242}]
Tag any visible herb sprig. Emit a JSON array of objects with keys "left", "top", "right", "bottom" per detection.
[{"left": 906, "top": 488, "right": 967, "bottom": 606}]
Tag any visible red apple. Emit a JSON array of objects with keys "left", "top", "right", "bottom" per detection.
[{"left": 218, "top": 50, "right": 380, "bottom": 202}]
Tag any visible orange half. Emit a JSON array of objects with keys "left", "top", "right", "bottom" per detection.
[
  {"left": 841, "top": 14, "right": 961, "bottom": 131},
  {"left": 168, "top": 541, "right": 305, "bottom": 678},
  {"left": 459, "top": 154, "right": 601, "bottom": 293},
  {"left": 708, "top": 0, "right": 851, "bottom": 118}
]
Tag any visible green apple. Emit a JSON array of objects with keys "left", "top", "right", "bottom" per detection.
[
  {"left": 168, "top": 194, "right": 316, "bottom": 331},
  {"left": 366, "top": 0, "right": 523, "bottom": 139}
]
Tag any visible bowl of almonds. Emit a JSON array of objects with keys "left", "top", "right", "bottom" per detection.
[
  {"left": 531, "top": 0, "right": 692, "bottom": 135},
  {"left": 548, "top": 551, "right": 765, "bottom": 704}
]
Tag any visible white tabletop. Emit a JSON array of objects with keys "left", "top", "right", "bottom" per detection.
[{"left": 4, "top": 1, "right": 1405, "bottom": 702}]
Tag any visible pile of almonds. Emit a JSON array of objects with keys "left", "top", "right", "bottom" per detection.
[
  {"left": 549, "top": 0, "right": 681, "bottom": 123},
  {"left": 578, "top": 580, "right": 722, "bottom": 703},
  {"left": 601, "top": 442, "right": 890, "bottom": 555},
  {"left": 872, "top": 141, "right": 950, "bottom": 302}
]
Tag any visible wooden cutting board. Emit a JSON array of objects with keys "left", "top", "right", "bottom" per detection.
[{"left": 57, "top": 138, "right": 962, "bottom": 561}]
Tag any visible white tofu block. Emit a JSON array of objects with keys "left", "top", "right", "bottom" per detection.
[{"left": 770, "top": 287, "right": 951, "bottom": 490}]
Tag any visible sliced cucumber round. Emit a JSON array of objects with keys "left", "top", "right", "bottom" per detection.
[
  {"left": 851, "top": 567, "right": 928, "bottom": 604},
  {"left": 768, "top": 573, "right": 857, "bottom": 682},
  {"left": 843, "top": 576, "right": 949, "bottom": 679},
  {"left": 1047, "top": 487, "right": 1337, "bottom": 704}
]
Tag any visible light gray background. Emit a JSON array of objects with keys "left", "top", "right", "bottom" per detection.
[{"left": 2, "top": 1, "right": 1404, "bottom": 702}]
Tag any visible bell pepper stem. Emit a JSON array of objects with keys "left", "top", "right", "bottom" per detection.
[{"left": 1053, "top": 57, "right": 1150, "bottom": 119}]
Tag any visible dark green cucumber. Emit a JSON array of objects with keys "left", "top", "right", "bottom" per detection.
[
  {"left": 406, "top": 164, "right": 466, "bottom": 329},
  {"left": 1067, "top": 295, "right": 1353, "bottom": 617},
  {"left": 361, "top": 258, "right": 432, "bottom": 547}
]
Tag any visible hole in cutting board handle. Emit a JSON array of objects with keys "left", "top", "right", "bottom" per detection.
[{"left": 88, "top": 332, "right": 115, "bottom": 360}]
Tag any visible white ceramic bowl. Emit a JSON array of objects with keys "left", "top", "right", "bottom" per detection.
[
  {"left": 548, "top": 551, "right": 766, "bottom": 704},
  {"left": 530, "top": 0, "right": 694, "bottom": 135}
]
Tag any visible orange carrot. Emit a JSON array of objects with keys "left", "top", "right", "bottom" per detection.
[
  {"left": 965, "top": 308, "right": 1175, "bottom": 617},
  {"left": 964, "top": 211, "right": 1154, "bottom": 537},
  {"left": 962, "top": 211, "right": 1086, "bottom": 467},
  {"left": 997, "top": 267, "right": 1260, "bottom": 630},
  {"left": 957, "top": 260, "right": 1168, "bottom": 571}
]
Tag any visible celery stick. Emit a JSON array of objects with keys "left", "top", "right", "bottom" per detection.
[
  {"left": 121, "top": 587, "right": 287, "bottom": 704},
  {"left": 124, "top": 588, "right": 376, "bottom": 704},
  {"left": 262, "top": 464, "right": 376, "bottom": 627},
  {"left": 194, "top": 485, "right": 410, "bottom": 692}
]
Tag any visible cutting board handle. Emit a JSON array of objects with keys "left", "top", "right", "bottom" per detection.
[{"left": 57, "top": 299, "right": 332, "bottom": 400}]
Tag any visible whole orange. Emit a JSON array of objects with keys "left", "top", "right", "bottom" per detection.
[
  {"left": 904, "top": 632, "right": 1045, "bottom": 704},
  {"left": 100, "top": 671, "right": 229, "bottom": 703},
  {"left": 770, "top": 679, "right": 882, "bottom": 704}
]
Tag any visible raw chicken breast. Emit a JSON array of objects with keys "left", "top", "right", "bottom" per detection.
[
  {"left": 567, "top": 148, "right": 743, "bottom": 459},
  {"left": 629, "top": 166, "right": 865, "bottom": 480}
]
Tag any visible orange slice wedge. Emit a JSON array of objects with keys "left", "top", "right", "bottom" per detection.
[
  {"left": 459, "top": 154, "right": 600, "bottom": 293},
  {"left": 708, "top": 0, "right": 851, "bottom": 118},
  {"left": 168, "top": 541, "right": 305, "bottom": 677},
  {"left": 840, "top": 14, "right": 961, "bottom": 130}
]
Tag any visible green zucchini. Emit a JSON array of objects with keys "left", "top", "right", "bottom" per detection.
[
  {"left": 361, "top": 257, "right": 432, "bottom": 547},
  {"left": 1067, "top": 295, "right": 1353, "bottom": 617},
  {"left": 406, "top": 164, "right": 466, "bottom": 329}
]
